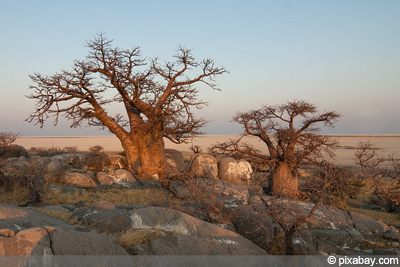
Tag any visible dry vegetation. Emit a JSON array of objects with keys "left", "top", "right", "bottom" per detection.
[
  {"left": 35, "top": 207, "right": 79, "bottom": 225},
  {"left": 117, "top": 229, "right": 173, "bottom": 250}
]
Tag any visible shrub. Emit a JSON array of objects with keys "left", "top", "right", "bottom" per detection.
[
  {"left": 0, "top": 161, "right": 47, "bottom": 206},
  {"left": 0, "top": 132, "right": 20, "bottom": 147},
  {"left": 301, "top": 162, "right": 364, "bottom": 209},
  {"left": 171, "top": 177, "right": 239, "bottom": 225},
  {"left": 0, "top": 144, "right": 28, "bottom": 159}
]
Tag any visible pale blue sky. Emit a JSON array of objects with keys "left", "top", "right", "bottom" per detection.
[{"left": 0, "top": 0, "right": 399, "bottom": 136}]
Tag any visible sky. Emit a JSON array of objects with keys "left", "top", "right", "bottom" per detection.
[{"left": 0, "top": 0, "right": 399, "bottom": 136}]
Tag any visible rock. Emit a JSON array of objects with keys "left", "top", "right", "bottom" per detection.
[
  {"left": 218, "top": 157, "right": 253, "bottom": 185},
  {"left": 372, "top": 248, "right": 400, "bottom": 255},
  {"left": 264, "top": 198, "right": 353, "bottom": 230},
  {"left": 188, "top": 154, "right": 218, "bottom": 179},
  {"left": 0, "top": 227, "right": 52, "bottom": 255},
  {"left": 0, "top": 229, "right": 15, "bottom": 237},
  {"left": 309, "top": 229, "right": 363, "bottom": 251},
  {"left": 362, "top": 229, "right": 400, "bottom": 249},
  {"left": 232, "top": 205, "right": 274, "bottom": 249},
  {"left": 96, "top": 172, "right": 115, "bottom": 185},
  {"left": 128, "top": 206, "right": 265, "bottom": 255},
  {"left": 138, "top": 179, "right": 163, "bottom": 189},
  {"left": 51, "top": 153, "right": 81, "bottom": 167},
  {"left": 97, "top": 169, "right": 136, "bottom": 185},
  {"left": 93, "top": 200, "right": 116, "bottom": 210},
  {"left": 165, "top": 156, "right": 181, "bottom": 176},
  {"left": 349, "top": 212, "right": 386, "bottom": 234},
  {"left": 0, "top": 226, "right": 128, "bottom": 255},
  {"left": 45, "top": 159, "right": 67, "bottom": 175},
  {"left": 48, "top": 227, "right": 128, "bottom": 255},
  {"left": 63, "top": 171, "right": 97, "bottom": 188},
  {"left": 307, "top": 206, "right": 353, "bottom": 230},
  {"left": 143, "top": 234, "right": 265, "bottom": 255},
  {"left": 0, "top": 204, "right": 128, "bottom": 255},
  {"left": 165, "top": 149, "right": 185, "bottom": 173},
  {"left": 292, "top": 234, "right": 317, "bottom": 255},
  {"left": 0, "top": 203, "right": 79, "bottom": 232},
  {"left": 72, "top": 206, "right": 132, "bottom": 234},
  {"left": 102, "top": 164, "right": 120, "bottom": 172}
]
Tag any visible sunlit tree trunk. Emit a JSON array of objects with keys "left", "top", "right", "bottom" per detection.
[{"left": 271, "top": 161, "right": 299, "bottom": 196}]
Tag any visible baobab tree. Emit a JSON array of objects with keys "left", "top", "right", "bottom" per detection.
[
  {"left": 27, "top": 34, "right": 227, "bottom": 179},
  {"left": 210, "top": 100, "right": 340, "bottom": 196}
]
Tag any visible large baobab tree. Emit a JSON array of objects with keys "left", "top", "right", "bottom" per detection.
[
  {"left": 27, "top": 34, "right": 226, "bottom": 179},
  {"left": 210, "top": 100, "right": 340, "bottom": 196}
]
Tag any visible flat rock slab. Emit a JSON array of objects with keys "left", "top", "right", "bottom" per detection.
[
  {"left": 128, "top": 206, "right": 266, "bottom": 255},
  {"left": 143, "top": 234, "right": 265, "bottom": 255},
  {"left": 0, "top": 203, "right": 77, "bottom": 232},
  {"left": 0, "top": 204, "right": 128, "bottom": 255}
]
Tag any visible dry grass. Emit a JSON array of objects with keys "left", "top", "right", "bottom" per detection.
[
  {"left": 117, "top": 229, "right": 173, "bottom": 249},
  {"left": 41, "top": 188, "right": 177, "bottom": 207},
  {"left": 0, "top": 187, "right": 31, "bottom": 206},
  {"left": 35, "top": 207, "right": 79, "bottom": 225}
]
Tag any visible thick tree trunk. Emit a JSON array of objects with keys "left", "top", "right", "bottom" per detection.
[
  {"left": 271, "top": 161, "right": 299, "bottom": 196},
  {"left": 119, "top": 130, "right": 166, "bottom": 180},
  {"left": 136, "top": 131, "right": 166, "bottom": 179}
]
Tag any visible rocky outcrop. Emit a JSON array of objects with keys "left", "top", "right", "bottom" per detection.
[
  {"left": 128, "top": 206, "right": 266, "bottom": 255},
  {"left": 218, "top": 157, "right": 253, "bottom": 185},
  {"left": 0, "top": 203, "right": 128, "bottom": 255},
  {"left": 258, "top": 199, "right": 400, "bottom": 255},
  {"left": 70, "top": 204, "right": 266, "bottom": 255},
  {"left": 72, "top": 206, "right": 132, "bottom": 234},
  {"left": 137, "top": 234, "right": 264, "bottom": 255},
  {"left": 97, "top": 169, "right": 136, "bottom": 185},
  {"left": 188, "top": 154, "right": 218, "bottom": 179},
  {"left": 62, "top": 171, "right": 97, "bottom": 188},
  {"left": 165, "top": 149, "right": 185, "bottom": 174}
]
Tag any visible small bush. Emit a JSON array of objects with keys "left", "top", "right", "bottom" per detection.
[
  {"left": 0, "top": 132, "right": 20, "bottom": 147},
  {"left": 0, "top": 145, "right": 28, "bottom": 159},
  {"left": 301, "top": 162, "right": 364, "bottom": 209},
  {"left": 0, "top": 161, "right": 47, "bottom": 206}
]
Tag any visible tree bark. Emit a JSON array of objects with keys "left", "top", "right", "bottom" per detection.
[
  {"left": 119, "top": 129, "right": 166, "bottom": 180},
  {"left": 271, "top": 161, "right": 299, "bottom": 196},
  {"left": 136, "top": 130, "right": 166, "bottom": 179}
]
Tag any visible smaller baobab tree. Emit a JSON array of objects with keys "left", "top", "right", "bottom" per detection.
[
  {"left": 210, "top": 100, "right": 340, "bottom": 196},
  {"left": 26, "top": 34, "right": 227, "bottom": 179}
]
